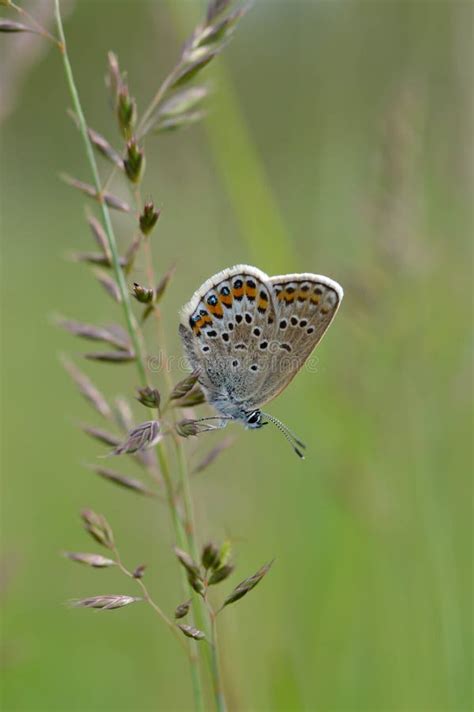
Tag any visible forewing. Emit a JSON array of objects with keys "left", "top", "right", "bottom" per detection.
[{"left": 179, "top": 265, "right": 279, "bottom": 414}]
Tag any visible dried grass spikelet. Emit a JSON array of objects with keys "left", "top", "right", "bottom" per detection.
[
  {"left": 222, "top": 560, "right": 274, "bottom": 608},
  {"left": 60, "top": 173, "right": 130, "bottom": 212},
  {"left": 63, "top": 551, "right": 116, "bottom": 568},
  {"left": 80, "top": 509, "right": 115, "bottom": 549},
  {"left": 89, "top": 465, "right": 156, "bottom": 497},
  {"left": 61, "top": 356, "right": 112, "bottom": 419},
  {"left": 69, "top": 595, "right": 142, "bottom": 610},
  {"left": 111, "top": 420, "right": 161, "bottom": 456},
  {"left": 178, "top": 624, "right": 205, "bottom": 641}
]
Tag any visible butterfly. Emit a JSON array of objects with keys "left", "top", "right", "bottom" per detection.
[{"left": 179, "top": 265, "right": 343, "bottom": 457}]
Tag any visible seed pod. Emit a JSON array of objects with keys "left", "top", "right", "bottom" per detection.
[
  {"left": 61, "top": 356, "right": 112, "bottom": 419},
  {"left": 175, "top": 419, "right": 200, "bottom": 438},
  {"left": 132, "top": 282, "right": 154, "bottom": 304},
  {"left": 63, "top": 552, "right": 116, "bottom": 568},
  {"left": 154, "top": 110, "right": 206, "bottom": 133},
  {"left": 80, "top": 509, "right": 115, "bottom": 549},
  {"left": 208, "top": 563, "right": 234, "bottom": 586},
  {"left": 177, "top": 624, "right": 205, "bottom": 641},
  {"left": 93, "top": 269, "right": 121, "bottom": 303},
  {"left": 0, "top": 19, "right": 36, "bottom": 33},
  {"left": 61, "top": 174, "right": 130, "bottom": 212},
  {"left": 82, "top": 425, "right": 120, "bottom": 448},
  {"left": 111, "top": 420, "right": 161, "bottom": 456},
  {"left": 154, "top": 265, "right": 176, "bottom": 303},
  {"left": 70, "top": 595, "right": 142, "bottom": 610},
  {"left": 174, "top": 599, "right": 192, "bottom": 619},
  {"left": 84, "top": 350, "right": 136, "bottom": 364},
  {"left": 170, "top": 371, "right": 200, "bottom": 401},
  {"left": 187, "top": 572, "right": 205, "bottom": 596},
  {"left": 217, "top": 540, "right": 232, "bottom": 568},
  {"left": 139, "top": 202, "right": 160, "bottom": 236},
  {"left": 90, "top": 466, "right": 155, "bottom": 497},
  {"left": 171, "top": 52, "right": 217, "bottom": 89},
  {"left": 173, "top": 384, "right": 206, "bottom": 408},
  {"left": 136, "top": 386, "right": 161, "bottom": 409},
  {"left": 174, "top": 547, "right": 201, "bottom": 579},
  {"left": 132, "top": 564, "right": 147, "bottom": 579},
  {"left": 201, "top": 542, "right": 220, "bottom": 570},
  {"left": 222, "top": 560, "right": 274, "bottom": 608},
  {"left": 106, "top": 51, "right": 121, "bottom": 106},
  {"left": 157, "top": 86, "right": 208, "bottom": 119},
  {"left": 123, "top": 139, "right": 145, "bottom": 184},
  {"left": 124, "top": 235, "right": 141, "bottom": 273},
  {"left": 70, "top": 251, "right": 126, "bottom": 268},
  {"left": 117, "top": 86, "right": 136, "bottom": 139},
  {"left": 55, "top": 317, "right": 130, "bottom": 351},
  {"left": 87, "top": 215, "right": 111, "bottom": 261}
]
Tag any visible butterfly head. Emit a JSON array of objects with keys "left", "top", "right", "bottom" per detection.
[{"left": 244, "top": 409, "right": 265, "bottom": 429}]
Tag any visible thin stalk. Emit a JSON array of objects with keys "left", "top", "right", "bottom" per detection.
[
  {"left": 112, "top": 546, "right": 188, "bottom": 654},
  {"left": 53, "top": 4, "right": 205, "bottom": 709},
  {"left": 131, "top": 182, "right": 211, "bottom": 709},
  {"left": 176, "top": 440, "right": 227, "bottom": 712},
  {"left": 156, "top": 442, "right": 205, "bottom": 712},
  {"left": 54, "top": 0, "right": 148, "bottom": 387},
  {"left": 209, "top": 605, "right": 226, "bottom": 712},
  {"left": 10, "top": 1, "right": 62, "bottom": 47}
]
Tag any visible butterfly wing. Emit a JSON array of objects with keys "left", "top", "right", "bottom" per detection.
[
  {"left": 248, "top": 273, "right": 344, "bottom": 408},
  {"left": 179, "top": 265, "right": 280, "bottom": 418}
]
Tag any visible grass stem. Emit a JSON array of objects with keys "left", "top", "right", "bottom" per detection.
[{"left": 53, "top": 0, "right": 148, "bottom": 387}]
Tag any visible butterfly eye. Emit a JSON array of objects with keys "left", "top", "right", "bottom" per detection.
[{"left": 246, "top": 410, "right": 261, "bottom": 425}]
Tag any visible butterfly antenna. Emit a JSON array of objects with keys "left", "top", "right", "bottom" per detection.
[{"left": 261, "top": 412, "right": 306, "bottom": 459}]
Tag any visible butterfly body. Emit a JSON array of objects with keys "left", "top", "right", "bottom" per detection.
[{"left": 179, "top": 265, "right": 343, "bottom": 440}]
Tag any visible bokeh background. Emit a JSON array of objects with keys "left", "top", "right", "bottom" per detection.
[{"left": 1, "top": 1, "right": 472, "bottom": 711}]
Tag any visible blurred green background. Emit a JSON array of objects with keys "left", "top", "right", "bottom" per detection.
[{"left": 1, "top": 1, "right": 472, "bottom": 711}]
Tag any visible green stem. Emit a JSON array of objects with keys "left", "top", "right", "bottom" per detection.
[
  {"left": 176, "top": 440, "right": 227, "bottom": 712},
  {"left": 157, "top": 443, "right": 205, "bottom": 712},
  {"left": 54, "top": 4, "right": 205, "bottom": 710},
  {"left": 209, "top": 610, "right": 226, "bottom": 712},
  {"left": 53, "top": 0, "right": 148, "bottom": 387}
]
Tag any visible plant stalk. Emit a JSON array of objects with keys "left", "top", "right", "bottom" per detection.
[
  {"left": 53, "top": 3, "right": 205, "bottom": 709},
  {"left": 53, "top": 0, "right": 148, "bottom": 387},
  {"left": 176, "top": 440, "right": 227, "bottom": 712}
]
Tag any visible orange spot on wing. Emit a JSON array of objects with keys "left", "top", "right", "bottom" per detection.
[
  {"left": 193, "top": 315, "right": 212, "bottom": 335},
  {"left": 220, "top": 294, "right": 232, "bottom": 307},
  {"left": 208, "top": 302, "right": 223, "bottom": 318},
  {"left": 232, "top": 286, "right": 244, "bottom": 299},
  {"left": 245, "top": 285, "right": 257, "bottom": 299},
  {"left": 258, "top": 296, "right": 268, "bottom": 311}
]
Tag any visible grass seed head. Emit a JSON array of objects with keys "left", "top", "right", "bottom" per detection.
[{"left": 70, "top": 595, "right": 142, "bottom": 610}]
